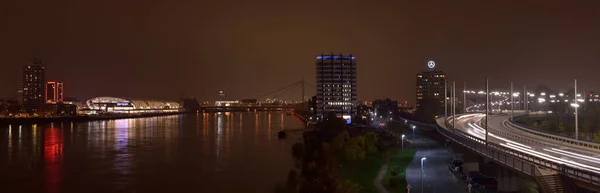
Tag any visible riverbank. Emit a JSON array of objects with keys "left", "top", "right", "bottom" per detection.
[{"left": 0, "top": 111, "right": 186, "bottom": 125}]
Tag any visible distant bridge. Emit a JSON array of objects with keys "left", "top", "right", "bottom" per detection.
[
  {"left": 199, "top": 104, "right": 295, "bottom": 112},
  {"left": 199, "top": 79, "right": 316, "bottom": 112}
]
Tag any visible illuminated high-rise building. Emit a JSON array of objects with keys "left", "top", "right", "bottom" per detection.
[
  {"left": 22, "top": 58, "right": 46, "bottom": 113},
  {"left": 416, "top": 60, "right": 446, "bottom": 107},
  {"left": 315, "top": 53, "right": 357, "bottom": 123},
  {"left": 46, "top": 81, "right": 64, "bottom": 103},
  {"left": 218, "top": 90, "right": 226, "bottom": 100}
]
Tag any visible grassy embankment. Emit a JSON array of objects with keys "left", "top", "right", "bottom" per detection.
[
  {"left": 340, "top": 151, "right": 386, "bottom": 193},
  {"left": 382, "top": 148, "right": 416, "bottom": 193},
  {"left": 339, "top": 148, "right": 415, "bottom": 193},
  {"left": 339, "top": 121, "right": 416, "bottom": 193}
]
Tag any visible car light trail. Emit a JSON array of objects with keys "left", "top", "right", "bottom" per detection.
[
  {"left": 458, "top": 115, "right": 600, "bottom": 174},
  {"left": 545, "top": 148, "right": 600, "bottom": 164}
]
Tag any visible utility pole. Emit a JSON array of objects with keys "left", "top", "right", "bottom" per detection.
[
  {"left": 510, "top": 82, "right": 514, "bottom": 121},
  {"left": 301, "top": 79, "right": 305, "bottom": 112},
  {"left": 485, "top": 77, "right": 489, "bottom": 145},
  {"left": 464, "top": 81, "right": 467, "bottom": 113},
  {"left": 524, "top": 85, "right": 527, "bottom": 112},
  {"left": 490, "top": 92, "right": 493, "bottom": 113},
  {"left": 421, "top": 157, "right": 427, "bottom": 193},
  {"left": 575, "top": 79, "right": 579, "bottom": 140},
  {"left": 453, "top": 81, "right": 456, "bottom": 130},
  {"left": 445, "top": 80, "right": 448, "bottom": 118}
]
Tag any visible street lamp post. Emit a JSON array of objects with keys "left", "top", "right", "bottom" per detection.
[
  {"left": 524, "top": 85, "right": 527, "bottom": 113},
  {"left": 485, "top": 78, "right": 489, "bottom": 145},
  {"left": 401, "top": 134, "right": 405, "bottom": 150},
  {"left": 464, "top": 81, "right": 467, "bottom": 113},
  {"left": 412, "top": 125, "right": 416, "bottom": 137},
  {"left": 453, "top": 81, "right": 456, "bottom": 130},
  {"left": 510, "top": 82, "right": 514, "bottom": 121},
  {"left": 574, "top": 79, "right": 579, "bottom": 140},
  {"left": 445, "top": 80, "right": 448, "bottom": 118},
  {"left": 450, "top": 84, "right": 453, "bottom": 117},
  {"left": 421, "top": 157, "right": 427, "bottom": 193}
]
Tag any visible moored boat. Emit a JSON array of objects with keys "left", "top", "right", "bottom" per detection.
[{"left": 278, "top": 130, "right": 287, "bottom": 139}]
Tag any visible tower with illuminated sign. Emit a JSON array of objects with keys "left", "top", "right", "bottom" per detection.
[
  {"left": 218, "top": 90, "right": 226, "bottom": 100},
  {"left": 315, "top": 53, "right": 357, "bottom": 123},
  {"left": 416, "top": 60, "right": 446, "bottom": 107}
]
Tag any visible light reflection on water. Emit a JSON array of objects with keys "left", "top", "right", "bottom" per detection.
[{"left": 0, "top": 112, "right": 303, "bottom": 193}]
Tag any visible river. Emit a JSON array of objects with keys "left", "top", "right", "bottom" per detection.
[{"left": 0, "top": 112, "right": 304, "bottom": 193}]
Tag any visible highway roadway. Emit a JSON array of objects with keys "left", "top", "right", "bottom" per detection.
[{"left": 449, "top": 113, "right": 600, "bottom": 175}]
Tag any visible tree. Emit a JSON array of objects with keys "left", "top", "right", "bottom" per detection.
[
  {"left": 335, "top": 180, "right": 362, "bottom": 193},
  {"left": 275, "top": 170, "right": 299, "bottom": 193},
  {"left": 332, "top": 131, "right": 349, "bottom": 151},
  {"left": 292, "top": 143, "right": 305, "bottom": 160},
  {"left": 344, "top": 136, "right": 366, "bottom": 161},
  {"left": 558, "top": 121, "right": 565, "bottom": 133},
  {"left": 532, "top": 121, "right": 539, "bottom": 129},
  {"left": 286, "top": 170, "right": 299, "bottom": 189},
  {"left": 389, "top": 177, "right": 402, "bottom": 187},
  {"left": 363, "top": 132, "right": 378, "bottom": 153},
  {"left": 280, "top": 114, "right": 379, "bottom": 193},
  {"left": 580, "top": 117, "right": 590, "bottom": 138},
  {"left": 581, "top": 103, "right": 600, "bottom": 138},
  {"left": 595, "top": 132, "right": 600, "bottom": 143},
  {"left": 317, "top": 113, "right": 347, "bottom": 142}
]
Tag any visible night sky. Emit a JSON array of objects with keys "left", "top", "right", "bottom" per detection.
[{"left": 2, "top": 0, "right": 600, "bottom": 104}]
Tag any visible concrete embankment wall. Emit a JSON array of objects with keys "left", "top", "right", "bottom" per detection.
[{"left": 0, "top": 112, "right": 186, "bottom": 125}]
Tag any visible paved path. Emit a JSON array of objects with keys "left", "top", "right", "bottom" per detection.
[
  {"left": 405, "top": 135, "right": 468, "bottom": 193},
  {"left": 374, "top": 151, "right": 390, "bottom": 193}
]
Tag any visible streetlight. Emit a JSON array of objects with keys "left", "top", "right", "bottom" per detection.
[
  {"left": 510, "top": 82, "right": 513, "bottom": 121},
  {"left": 574, "top": 79, "right": 579, "bottom": 140},
  {"left": 464, "top": 81, "right": 467, "bottom": 113},
  {"left": 445, "top": 80, "right": 448, "bottom": 118},
  {"left": 401, "top": 134, "right": 406, "bottom": 150},
  {"left": 453, "top": 81, "right": 456, "bottom": 130},
  {"left": 485, "top": 77, "right": 489, "bottom": 145},
  {"left": 421, "top": 157, "right": 427, "bottom": 193},
  {"left": 524, "top": 85, "right": 527, "bottom": 113},
  {"left": 412, "top": 125, "right": 416, "bottom": 137}
]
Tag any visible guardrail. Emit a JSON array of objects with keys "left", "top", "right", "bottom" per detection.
[
  {"left": 475, "top": 120, "right": 563, "bottom": 150},
  {"left": 438, "top": 118, "right": 544, "bottom": 177},
  {"left": 397, "top": 116, "right": 436, "bottom": 130},
  {"left": 507, "top": 116, "right": 600, "bottom": 150},
  {"left": 439, "top": 116, "right": 600, "bottom": 186}
]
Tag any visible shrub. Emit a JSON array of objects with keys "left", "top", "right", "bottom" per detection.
[{"left": 389, "top": 177, "right": 402, "bottom": 187}]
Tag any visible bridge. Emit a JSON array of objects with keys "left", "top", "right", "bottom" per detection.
[
  {"left": 199, "top": 104, "right": 295, "bottom": 112},
  {"left": 421, "top": 79, "right": 600, "bottom": 192},
  {"left": 198, "top": 79, "right": 316, "bottom": 112}
]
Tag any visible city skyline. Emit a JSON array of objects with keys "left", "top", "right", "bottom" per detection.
[{"left": 3, "top": 1, "right": 600, "bottom": 103}]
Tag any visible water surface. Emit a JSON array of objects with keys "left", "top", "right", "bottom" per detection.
[{"left": 0, "top": 112, "right": 303, "bottom": 193}]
